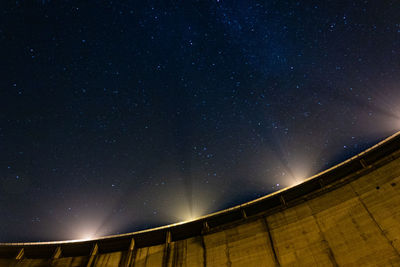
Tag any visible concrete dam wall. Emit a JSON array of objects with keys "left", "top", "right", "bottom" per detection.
[{"left": 1, "top": 132, "right": 400, "bottom": 266}]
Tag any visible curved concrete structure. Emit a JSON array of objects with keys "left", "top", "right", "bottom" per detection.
[{"left": 1, "top": 132, "right": 400, "bottom": 266}]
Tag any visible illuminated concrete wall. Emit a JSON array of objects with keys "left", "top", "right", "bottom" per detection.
[{"left": 1, "top": 132, "right": 400, "bottom": 266}]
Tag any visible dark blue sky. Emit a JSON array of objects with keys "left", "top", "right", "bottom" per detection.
[{"left": 1, "top": 0, "right": 400, "bottom": 242}]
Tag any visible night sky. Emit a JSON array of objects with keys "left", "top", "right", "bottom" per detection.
[{"left": 1, "top": 0, "right": 400, "bottom": 242}]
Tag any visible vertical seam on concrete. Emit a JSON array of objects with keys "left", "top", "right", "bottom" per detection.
[
  {"left": 201, "top": 235, "right": 207, "bottom": 267},
  {"left": 180, "top": 240, "right": 185, "bottom": 267},
  {"left": 224, "top": 232, "right": 232, "bottom": 267},
  {"left": 106, "top": 254, "right": 110, "bottom": 266},
  {"left": 350, "top": 183, "right": 400, "bottom": 257},
  {"left": 182, "top": 239, "right": 187, "bottom": 267},
  {"left": 263, "top": 217, "right": 281, "bottom": 266},
  {"left": 184, "top": 239, "right": 187, "bottom": 267},
  {"left": 143, "top": 247, "right": 149, "bottom": 267},
  {"left": 311, "top": 211, "right": 339, "bottom": 267},
  {"left": 131, "top": 249, "right": 138, "bottom": 267},
  {"left": 117, "top": 253, "right": 122, "bottom": 266},
  {"left": 171, "top": 240, "right": 182, "bottom": 267},
  {"left": 171, "top": 242, "right": 178, "bottom": 267},
  {"left": 163, "top": 244, "right": 170, "bottom": 267},
  {"left": 122, "top": 251, "right": 128, "bottom": 267}
]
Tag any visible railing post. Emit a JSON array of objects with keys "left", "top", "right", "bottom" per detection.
[
  {"left": 280, "top": 195, "right": 286, "bottom": 206},
  {"left": 52, "top": 246, "right": 62, "bottom": 259},
  {"left": 125, "top": 238, "right": 135, "bottom": 267},
  {"left": 203, "top": 221, "right": 210, "bottom": 233},
  {"left": 319, "top": 179, "right": 324, "bottom": 188},
  {"left": 15, "top": 248, "right": 24, "bottom": 260},
  {"left": 360, "top": 159, "right": 367, "bottom": 168},
  {"left": 241, "top": 209, "right": 248, "bottom": 219},
  {"left": 163, "top": 231, "right": 172, "bottom": 267}
]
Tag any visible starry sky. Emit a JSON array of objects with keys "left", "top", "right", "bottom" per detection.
[{"left": 1, "top": 0, "right": 400, "bottom": 242}]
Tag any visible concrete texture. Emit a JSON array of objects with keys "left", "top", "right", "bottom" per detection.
[{"left": 1, "top": 132, "right": 400, "bottom": 266}]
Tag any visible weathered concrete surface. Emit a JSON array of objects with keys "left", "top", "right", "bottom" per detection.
[
  {"left": 1, "top": 133, "right": 400, "bottom": 266},
  {"left": 268, "top": 182, "right": 400, "bottom": 266},
  {"left": 166, "top": 236, "right": 205, "bottom": 266},
  {"left": 203, "top": 219, "right": 277, "bottom": 267}
]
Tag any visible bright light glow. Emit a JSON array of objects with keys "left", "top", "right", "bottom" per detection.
[
  {"left": 287, "top": 163, "right": 310, "bottom": 187},
  {"left": 153, "top": 176, "right": 222, "bottom": 225},
  {"left": 180, "top": 212, "right": 202, "bottom": 223},
  {"left": 78, "top": 232, "right": 96, "bottom": 241},
  {"left": 176, "top": 207, "right": 204, "bottom": 223},
  {"left": 68, "top": 220, "right": 103, "bottom": 241},
  {"left": 288, "top": 178, "right": 303, "bottom": 188}
]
